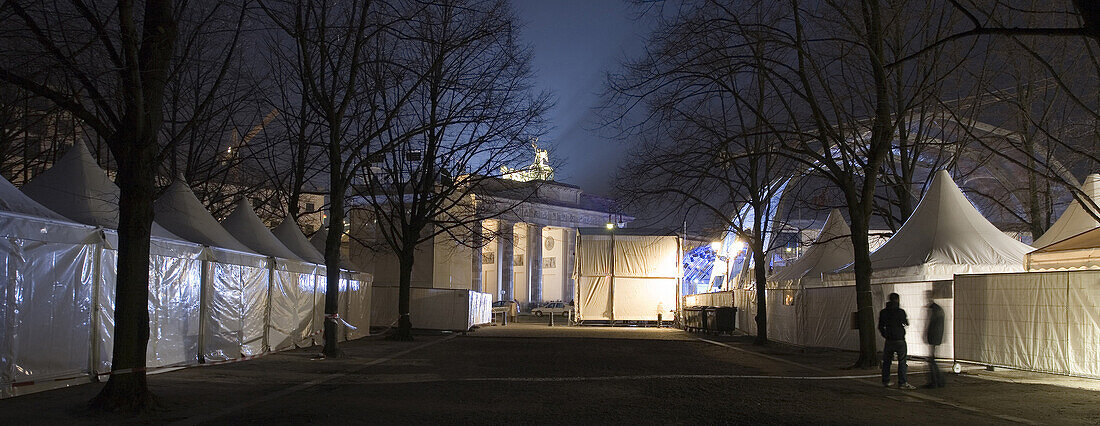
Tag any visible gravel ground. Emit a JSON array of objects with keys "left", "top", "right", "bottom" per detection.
[{"left": 1, "top": 324, "right": 1098, "bottom": 425}]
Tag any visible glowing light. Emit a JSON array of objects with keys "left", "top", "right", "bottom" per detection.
[
  {"left": 731, "top": 239, "right": 745, "bottom": 253},
  {"left": 605, "top": 223, "right": 615, "bottom": 230},
  {"left": 709, "top": 241, "right": 722, "bottom": 252},
  {"left": 786, "top": 247, "right": 793, "bottom": 253}
]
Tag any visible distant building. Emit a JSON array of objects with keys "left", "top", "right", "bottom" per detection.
[{"left": 347, "top": 145, "right": 632, "bottom": 309}]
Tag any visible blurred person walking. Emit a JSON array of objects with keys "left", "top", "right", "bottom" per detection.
[{"left": 923, "top": 290, "right": 946, "bottom": 388}]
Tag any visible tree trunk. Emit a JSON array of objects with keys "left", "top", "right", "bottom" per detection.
[
  {"left": 89, "top": 136, "right": 157, "bottom": 412},
  {"left": 848, "top": 211, "right": 879, "bottom": 368},
  {"left": 391, "top": 248, "right": 415, "bottom": 341},
  {"left": 321, "top": 190, "right": 344, "bottom": 357},
  {"left": 752, "top": 242, "right": 769, "bottom": 345}
]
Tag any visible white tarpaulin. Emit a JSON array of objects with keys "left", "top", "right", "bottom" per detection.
[
  {"left": 1027, "top": 227, "right": 1100, "bottom": 271},
  {"left": 1032, "top": 174, "right": 1100, "bottom": 248},
  {"left": 574, "top": 229, "right": 680, "bottom": 322},
  {"left": 370, "top": 287, "right": 490, "bottom": 331},
  {"left": 955, "top": 271, "right": 1100, "bottom": 378}
]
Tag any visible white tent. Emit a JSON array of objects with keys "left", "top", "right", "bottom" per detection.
[
  {"left": 1032, "top": 174, "right": 1100, "bottom": 248},
  {"left": 574, "top": 228, "right": 680, "bottom": 323},
  {"left": 0, "top": 172, "right": 67, "bottom": 220},
  {"left": 828, "top": 170, "right": 1032, "bottom": 284},
  {"left": 738, "top": 209, "right": 855, "bottom": 345},
  {"left": 153, "top": 180, "right": 253, "bottom": 253},
  {"left": 768, "top": 209, "right": 853, "bottom": 289},
  {"left": 1026, "top": 227, "right": 1100, "bottom": 271},
  {"left": 221, "top": 199, "right": 301, "bottom": 260},
  {"left": 20, "top": 142, "right": 180, "bottom": 239},
  {"left": 273, "top": 218, "right": 325, "bottom": 264}
]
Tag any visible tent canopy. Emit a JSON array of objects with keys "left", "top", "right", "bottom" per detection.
[
  {"left": 1032, "top": 173, "right": 1100, "bottom": 248},
  {"left": 829, "top": 170, "right": 1031, "bottom": 283},
  {"left": 273, "top": 218, "right": 325, "bottom": 264},
  {"left": 0, "top": 172, "right": 66, "bottom": 220},
  {"left": 768, "top": 209, "right": 853, "bottom": 288},
  {"left": 1026, "top": 227, "right": 1100, "bottom": 271},
  {"left": 154, "top": 180, "right": 253, "bottom": 252},
  {"left": 20, "top": 143, "right": 180, "bottom": 239},
  {"left": 221, "top": 199, "right": 301, "bottom": 260}
]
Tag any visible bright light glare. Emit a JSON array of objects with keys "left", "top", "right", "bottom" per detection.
[
  {"left": 709, "top": 241, "right": 722, "bottom": 252},
  {"left": 605, "top": 223, "right": 614, "bottom": 229},
  {"left": 731, "top": 239, "right": 745, "bottom": 252}
]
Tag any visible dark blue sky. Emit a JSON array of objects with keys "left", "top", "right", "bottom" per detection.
[{"left": 509, "top": 0, "right": 656, "bottom": 196}]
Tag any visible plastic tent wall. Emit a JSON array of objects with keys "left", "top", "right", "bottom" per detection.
[
  {"left": 1032, "top": 174, "right": 1100, "bottom": 248},
  {"left": 955, "top": 270, "right": 1100, "bottom": 379},
  {"left": 1027, "top": 227, "right": 1100, "bottom": 271},
  {"left": 20, "top": 142, "right": 181, "bottom": 239},
  {"left": 574, "top": 229, "right": 680, "bottom": 322},
  {"left": 2, "top": 173, "right": 373, "bottom": 397}
]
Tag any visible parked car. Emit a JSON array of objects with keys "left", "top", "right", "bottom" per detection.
[
  {"left": 491, "top": 300, "right": 511, "bottom": 314},
  {"left": 531, "top": 301, "right": 569, "bottom": 317}
]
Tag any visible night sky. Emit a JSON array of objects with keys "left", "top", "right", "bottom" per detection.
[{"left": 510, "top": 0, "right": 657, "bottom": 197}]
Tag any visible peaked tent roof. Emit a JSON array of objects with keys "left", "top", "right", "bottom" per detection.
[
  {"left": 221, "top": 199, "right": 301, "bottom": 260},
  {"left": 20, "top": 142, "right": 181, "bottom": 239},
  {"left": 154, "top": 180, "right": 253, "bottom": 252},
  {"left": 829, "top": 170, "right": 1031, "bottom": 283},
  {"left": 1026, "top": 227, "right": 1100, "bottom": 271},
  {"left": 768, "top": 209, "right": 853, "bottom": 288},
  {"left": 273, "top": 218, "right": 325, "bottom": 264},
  {"left": 1032, "top": 174, "right": 1100, "bottom": 248},
  {"left": 0, "top": 172, "right": 67, "bottom": 220}
]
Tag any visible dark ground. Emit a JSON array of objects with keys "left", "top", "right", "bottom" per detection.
[{"left": 2, "top": 319, "right": 1098, "bottom": 424}]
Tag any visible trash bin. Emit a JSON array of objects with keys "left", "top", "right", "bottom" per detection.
[
  {"left": 683, "top": 306, "right": 707, "bottom": 332},
  {"left": 704, "top": 307, "right": 718, "bottom": 334},
  {"left": 713, "top": 307, "right": 736, "bottom": 334}
]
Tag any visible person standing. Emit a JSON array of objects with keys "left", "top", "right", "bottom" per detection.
[
  {"left": 924, "top": 290, "right": 946, "bottom": 388},
  {"left": 879, "top": 292, "right": 916, "bottom": 390}
]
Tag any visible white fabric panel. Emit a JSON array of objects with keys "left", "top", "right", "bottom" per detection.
[
  {"left": 576, "top": 236, "right": 612, "bottom": 277},
  {"left": 468, "top": 291, "right": 492, "bottom": 326},
  {"left": 369, "top": 287, "right": 485, "bottom": 331},
  {"left": 0, "top": 238, "right": 96, "bottom": 387},
  {"left": 766, "top": 289, "right": 802, "bottom": 345},
  {"left": 1028, "top": 227, "right": 1100, "bottom": 271},
  {"left": 955, "top": 273, "right": 1070, "bottom": 375},
  {"left": 346, "top": 274, "right": 373, "bottom": 340},
  {"left": 1033, "top": 174, "right": 1100, "bottom": 248},
  {"left": 204, "top": 261, "right": 243, "bottom": 361},
  {"left": 613, "top": 236, "right": 679, "bottom": 278},
  {"left": 683, "top": 291, "right": 733, "bottom": 308},
  {"left": 800, "top": 286, "right": 859, "bottom": 350},
  {"left": 95, "top": 249, "right": 117, "bottom": 375},
  {"left": 1067, "top": 271, "right": 1100, "bottom": 377},
  {"left": 735, "top": 289, "right": 757, "bottom": 336},
  {"left": 611, "top": 278, "right": 677, "bottom": 321},
  {"left": 576, "top": 276, "right": 612, "bottom": 321}
]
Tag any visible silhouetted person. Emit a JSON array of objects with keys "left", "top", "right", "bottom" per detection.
[
  {"left": 924, "top": 290, "right": 946, "bottom": 388},
  {"left": 879, "top": 292, "right": 915, "bottom": 390}
]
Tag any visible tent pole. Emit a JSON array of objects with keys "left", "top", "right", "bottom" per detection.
[
  {"left": 263, "top": 258, "right": 275, "bottom": 353},
  {"left": 88, "top": 232, "right": 104, "bottom": 381},
  {"left": 197, "top": 252, "right": 210, "bottom": 364},
  {"left": 609, "top": 231, "right": 615, "bottom": 324}
]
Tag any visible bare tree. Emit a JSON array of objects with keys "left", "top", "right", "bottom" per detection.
[
  {"left": 262, "top": 0, "right": 425, "bottom": 356},
  {"left": 603, "top": 3, "right": 797, "bottom": 344},
  {"left": 0, "top": 0, "right": 181, "bottom": 411},
  {"left": 355, "top": 0, "right": 548, "bottom": 341}
]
